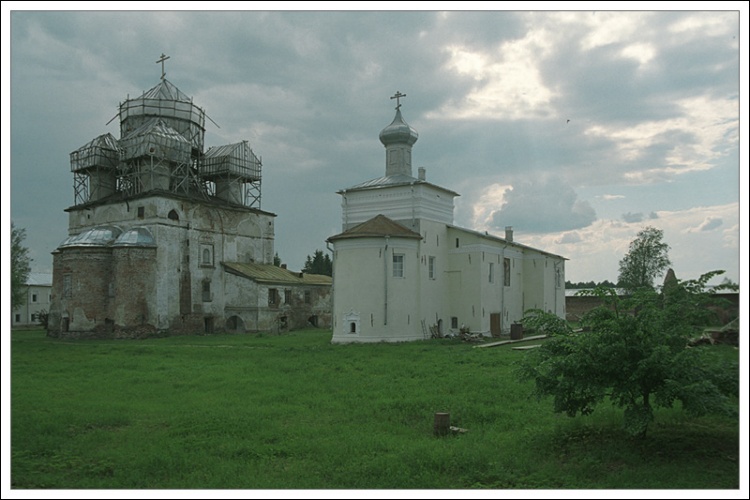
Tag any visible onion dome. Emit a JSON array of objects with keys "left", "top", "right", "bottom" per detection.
[{"left": 379, "top": 109, "right": 418, "bottom": 147}]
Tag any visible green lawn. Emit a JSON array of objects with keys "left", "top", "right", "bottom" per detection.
[{"left": 10, "top": 328, "right": 740, "bottom": 490}]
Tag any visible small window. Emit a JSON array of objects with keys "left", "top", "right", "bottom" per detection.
[
  {"left": 304, "top": 290, "right": 311, "bottom": 304},
  {"left": 489, "top": 262, "right": 494, "bottom": 283},
  {"left": 200, "top": 244, "right": 214, "bottom": 267},
  {"left": 455, "top": 238, "right": 460, "bottom": 248},
  {"left": 504, "top": 258, "right": 511, "bottom": 287},
  {"left": 269, "top": 288, "right": 278, "bottom": 306},
  {"left": 32, "top": 294, "right": 38, "bottom": 303},
  {"left": 451, "top": 317, "right": 458, "bottom": 329},
  {"left": 285, "top": 289, "right": 292, "bottom": 305},
  {"left": 202, "top": 281, "right": 212, "bottom": 302},
  {"left": 137, "top": 206, "right": 145, "bottom": 218},
  {"left": 428, "top": 256, "right": 436, "bottom": 280},
  {"left": 168, "top": 209, "right": 179, "bottom": 221},
  {"left": 350, "top": 322, "right": 357, "bottom": 333},
  {"left": 15, "top": 314, "right": 21, "bottom": 323},
  {"left": 393, "top": 254, "right": 404, "bottom": 278}
]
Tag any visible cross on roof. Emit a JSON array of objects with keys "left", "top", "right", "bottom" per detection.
[
  {"left": 390, "top": 91, "right": 406, "bottom": 110},
  {"left": 156, "top": 53, "right": 170, "bottom": 80}
]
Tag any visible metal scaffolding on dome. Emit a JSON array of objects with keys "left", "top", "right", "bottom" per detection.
[
  {"left": 201, "top": 140, "right": 263, "bottom": 208},
  {"left": 117, "top": 118, "right": 203, "bottom": 197},
  {"left": 118, "top": 79, "right": 207, "bottom": 154},
  {"left": 69, "top": 60, "right": 264, "bottom": 208},
  {"left": 70, "top": 133, "right": 120, "bottom": 205}
]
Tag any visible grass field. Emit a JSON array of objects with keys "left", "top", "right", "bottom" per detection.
[{"left": 10, "top": 328, "right": 740, "bottom": 490}]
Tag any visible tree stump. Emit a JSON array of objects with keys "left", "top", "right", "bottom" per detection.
[{"left": 434, "top": 412, "right": 450, "bottom": 436}]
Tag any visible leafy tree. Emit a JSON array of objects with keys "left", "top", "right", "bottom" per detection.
[
  {"left": 302, "top": 249, "right": 332, "bottom": 276},
  {"left": 617, "top": 226, "right": 671, "bottom": 291},
  {"left": 519, "top": 271, "right": 739, "bottom": 438},
  {"left": 11, "top": 222, "right": 32, "bottom": 310}
]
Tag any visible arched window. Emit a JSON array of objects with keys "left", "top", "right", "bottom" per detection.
[
  {"left": 168, "top": 209, "right": 179, "bottom": 221},
  {"left": 202, "top": 248, "right": 211, "bottom": 265}
]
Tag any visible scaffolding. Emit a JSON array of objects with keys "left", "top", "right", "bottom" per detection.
[
  {"left": 118, "top": 118, "right": 197, "bottom": 197},
  {"left": 70, "top": 133, "right": 119, "bottom": 205},
  {"left": 118, "top": 79, "right": 206, "bottom": 154},
  {"left": 70, "top": 76, "right": 263, "bottom": 208},
  {"left": 201, "top": 140, "right": 262, "bottom": 208}
]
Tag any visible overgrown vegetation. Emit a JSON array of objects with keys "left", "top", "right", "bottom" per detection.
[
  {"left": 11, "top": 327, "right": 738, "bottom": 489},
  {"left": 519, "top": 271, "right": 739, "bottom": 439}
]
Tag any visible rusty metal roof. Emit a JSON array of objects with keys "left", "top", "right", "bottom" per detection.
[
  {"left": 328, "top": 214, "right": 422, "bottom": 242},
  {"left": 223, "top": 262, "right": 332, "bottom": 286}
]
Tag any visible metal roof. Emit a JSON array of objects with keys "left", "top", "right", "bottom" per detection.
[
  {"left": 114, "top": 227, "right": 157, "bottom": 247},
  {"left": 59, "top": 225, "right": 123, "bottom": 248},
  {"left": 328, "top": 214, "right": 422, "bottom": 242},
  {"left": 341, "top": 174, "right": 460, "bottom": 196},
  {"left": 223, "top": 262, "right": 332, "bottom": 286},
  {"left": 26, "top": 273, "right": 53, "bottom": 286}
]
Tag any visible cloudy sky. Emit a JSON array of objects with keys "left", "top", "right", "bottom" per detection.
[{"left": 4, "top": 4, "right": 747, "bottom": 287}]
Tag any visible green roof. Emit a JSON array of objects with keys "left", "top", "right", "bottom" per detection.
[{"left": 223, "top": 262, "right": 332, "bottom": 286}]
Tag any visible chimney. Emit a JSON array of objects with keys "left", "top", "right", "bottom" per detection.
[
  {"left": 505, "top": 226, "right": 513, "bottom": 242},
  {"left": 418, "top": 167, "right": 426, "bottom": 181},
  {"left": 281, "top": 264, "right": 287, "bottom": 269}
]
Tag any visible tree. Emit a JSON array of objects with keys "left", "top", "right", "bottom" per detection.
[
  {"left": 519, "top": 271, "right": 739, "bottom": 438},
  {"left": 617, "top": 226, "right": 671, "bottom": 291},
  {"left": 11, "top": 222, "right": 32, "bottom": 310},
  {"left": 302, "top": 249, "right": 332, "bottom": 276},
  {"left": 273, "top": 252, "right": 282, "bottom": 267}
]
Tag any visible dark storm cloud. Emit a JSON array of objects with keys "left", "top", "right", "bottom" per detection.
[{"left": 6, "top": 9, "right": 741, "bottom": 277}]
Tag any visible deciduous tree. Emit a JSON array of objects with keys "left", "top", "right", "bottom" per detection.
[
  {"left": 519, "top": 271, "right": 738, "bottom": 438},
  {"left": 11, "top": 222, "right": 32, "bottom": 310},
  {"left": 617, "top": 226, "right": 671, "bottom": 291}
]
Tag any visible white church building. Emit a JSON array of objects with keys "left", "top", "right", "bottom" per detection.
[{"left": 328, "top": 93, "right": 566, "bottom": 343}]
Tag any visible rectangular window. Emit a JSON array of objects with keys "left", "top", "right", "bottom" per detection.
[
  {"left": 455, "top": 238, "right": 460, "bottom": 248},
  {"left": 428, "top": 256, "right": 436, "bottom": 280},
  {"left": 32, "top": 293, "right": 38, "bottom": 303},
  {"left": 285, "top": 289, "right": 292, "bottom": 305},
  {"left": 202, "top": 281, "right": 212, "bottom": 302},
  {"left": 504, "top": 258, "right": 511, "bottom": 286},
  {"left": 63, "top": 274, "right": 72, "bottom": 298},
  {"left": 269, "top": 288, "right": 278, "bottom": 306},
  {"left": 304, "top": 290, "right": 311, "bottom": 304},
  {"left": 489, "top": 262, "right": 494, "bottom": 283},
  {"left": 451, "top": 317, "right": 458, "bottom": 329},
  {"left": 137, "top": 206, "right": 145, "bottom": 219},
  {"left": 392, "top": 254, "right": 404, "bottom": 278},
  {"left": 15, "top": 314, "right": 21, "bottom": 323}
]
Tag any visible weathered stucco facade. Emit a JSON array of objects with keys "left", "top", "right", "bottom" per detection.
[
  {"left": 48, "top": 73, "right": 330, "bottom": 339},
  {"left": 328, "top": 99, "right": 566, "bottom": 343}
]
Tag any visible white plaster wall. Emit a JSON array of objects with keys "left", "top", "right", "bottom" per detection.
[
  {"left": 331, "top": 237, "right": 422, "bottom": 343},
  {"left": 341, "top": 183, "right": 455, "bottom": 231}
]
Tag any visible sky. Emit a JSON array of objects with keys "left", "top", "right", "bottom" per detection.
[{"left": 3, "top": 4, "right": 747, "bottom": 290}]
